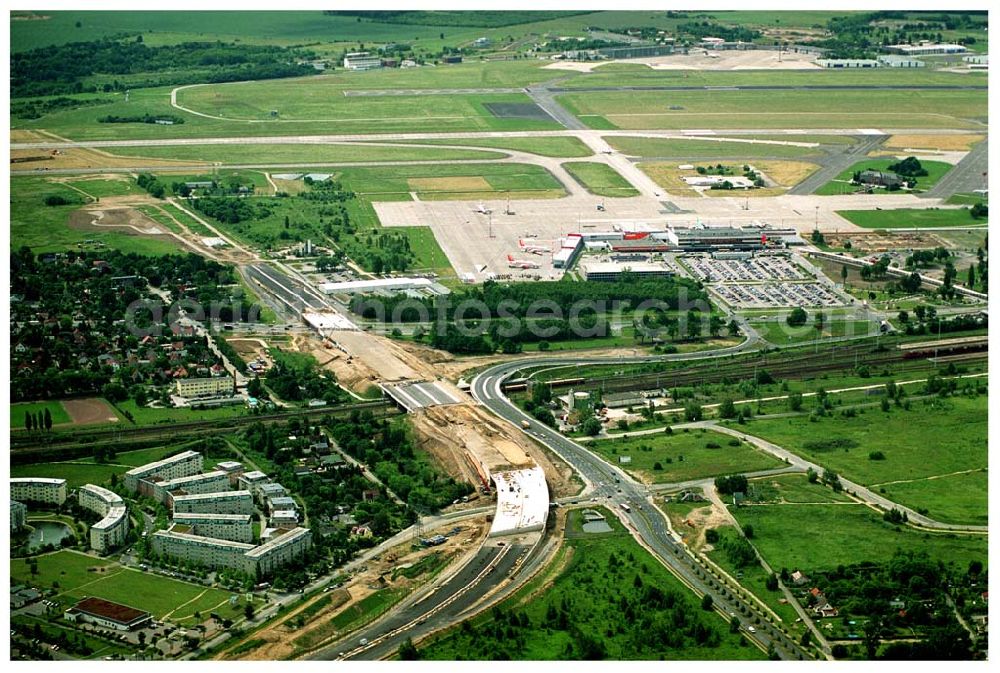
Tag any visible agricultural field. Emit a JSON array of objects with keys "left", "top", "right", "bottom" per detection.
[
  {"left": 814, "top": 158, "right": 955, "bottom": 196},
  {"left": 108, "top": 143, "right": 505, "bottom": 164},
  {"left": 836, "top": 208, "right": 986, "bottom": 230},
  {"left": 9, "top": 550, "right": 254, "bottom": 625},
  {"left": 558, "top": 89, "right": 987, "bottom": 131},
  {"left": 422, "top": 508, "right": 762, "bottom": 660},
  {"left": 563, "top": 162, "right": 639, "bottom": 197},
  {"left": 587, "top": 428, "right": 786, "bottom": 484},
  {"left": 729, "top": 393, "right": 987, "bottom": 524},
  {"left": 605, "top": 136, "right": 824, "bottom": 159}
]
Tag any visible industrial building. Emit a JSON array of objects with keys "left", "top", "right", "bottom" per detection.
[
  {"left": 10, "top": 500, "right": 27, "bottom": 532},
  {"left": 666, "top": 226, "right": 766, "bottom": 251},
  {"left": 683, "top": 175, "right": 756, "bottom": 189},
  {"left": 858, "top": 170, "right": 903, "bottom": 188},
  {"left": 877, "top": 55, "right": 925, "bottom": 68},
  {"left": 319, "top": 277, "right": 450, "bottom": 296},
  {"left": 171, "top": 490, "right": 254, "bottom": 515},
  {"left": 816, "top": 58, "right": 879, "bottom": 68},
  {"left": 10, "top": 478, "right": 67, "bottom": 506},
  {"left": 174, "top": 376, "right": 235, "bottom": 399},
  {"left": 552, "top": 234, "right": 584, "bottom": 269},
  {"left": 171, "top": 512, "right": 254, "bottom": 543},
  {"left": 580, "top": 260, "right": 675, "bottom": 282},
  {"left": 884, "top": 42, "right": 967, "bottom": 55},
  {"left": 64, "top": 598, "right": 152, "bottom": 632},
  {"left": 343, "top": 52, "right": 382, "bottom": 70},
  {"left": 124, "top": 450, "right": 203, "bottom": 493},
  {"left": 78, "top": 484, "right": 129, "bottom": 553}
]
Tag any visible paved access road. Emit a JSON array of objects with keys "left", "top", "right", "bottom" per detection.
[
  {"left": 787, "top": 134, "right": 888, "bottom": 196},
  {"left": 310, "top": 540, "right": 533, "bottom": 661},
  {"left": 921, "top": 138, "right": 988, "bottom": 199},
  {"left": 469, "top": 339, "right": 815, "bottom": 661}
]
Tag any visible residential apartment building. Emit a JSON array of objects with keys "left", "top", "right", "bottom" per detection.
[
  {"left": 10, "top": 478, "right": 67, "bottom": 505},
  {"left": 215, "top": 461, "right": 245, "bottom": 486},
  {"left": 151, "top": 530, "right": 255, "bottom": 571},
  {"left": 175, "top": 376, "right": 235, "bottom": 399},
  {"left": 267, "top": 496, "right": 298, "bottom": 514},
  {"left": 124, "top": 450, "right": 203, "bottom": 492},
  {"left": 238, "top": 471, "right": 270, "bottom": 494},
  {"left": 243, "top": 527, "right": 312, "bottom": 575},
  {"left": 172, "top": 512, "right": 254, "bottom": 543},
  {"left": 78, "top": 484, "right": 129, "bottom": 553},
  {"left": 171, "top": 490, "right": 254, "bottom": 515},
  {"left": 11, "top": 500, "right": 27, "bottom": 532},
  {"left": 154, "top": 470, "right": 230, "bottom": 504}
]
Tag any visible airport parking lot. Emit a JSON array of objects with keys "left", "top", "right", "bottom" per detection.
[
  {"left": 679, "top": 254, "right": 809, "bottom": 282},
  {"left": 711, "top": 281, "right": 848, "bottom": 309}
]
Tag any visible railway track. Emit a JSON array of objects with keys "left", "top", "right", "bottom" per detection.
[
  {"left": 11, "top": 399, "right": 396, "bottom": 457},
  {"left": 508, "top": 339, "right": 987, "bottom": 395}
]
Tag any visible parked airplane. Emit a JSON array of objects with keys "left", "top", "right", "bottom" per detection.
[
  {"left": 518, "top": 239, "right": 550, "bottom": 255},
  {"left": 474, "top": 203, "right": 492, "bottom": 214},
  {"left": 507, "top": 254, "right": 540, "bottom": 269}
]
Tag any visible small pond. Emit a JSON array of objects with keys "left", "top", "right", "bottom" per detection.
[{"left": 26, "top": 520, "right": 74, "bottom": 551}]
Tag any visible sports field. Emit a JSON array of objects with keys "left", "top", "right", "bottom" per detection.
[
  {"left": 730, "top": 394, "right": 987, "bottom": 524},
  {"left": 558, "top": 89, "right": 987, "bottom": 130},
  {"left": 563, "top": 162, "right": 639, "bottom": 197},
  {"left": 11, "top": 401, "right": 71, "bottom": 428},
  {"left": 9, "top": 550, "right": 252, "bottom": 625},
  {"left": 814, "top": 158, "right": 955, "bottom": 196},
  {"left": 587, "top": 428, "right": 785, "bottom": 484},
  {"left": 836, "top": 208, "right": 986, "bottom": 229}
]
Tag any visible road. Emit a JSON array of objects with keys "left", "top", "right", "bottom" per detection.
[
  {"left": 310, "top": 539, "right": 535, "bottom": 661},
  {"left": 787, "top": 134, "right": 888, "bottom": 196},
  {"left": 921, "top": 137, "right": 988, "bottom": 199},
  {"left": 470, "top": 341, "right": 813, "bottom": 661}
]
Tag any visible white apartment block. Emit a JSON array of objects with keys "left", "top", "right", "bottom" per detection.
[
  {"left": 124, "top": 450, "right": 203, "bottom": 492},
  {"left": 10, "top": 478, "right": 67, "bottom": 505},
  {"left": 11, "top": 500, "right": 28, "bottom": 532},
  {"left": 154, "top": 470, "right": 230, "bottom": 504},
  {"left": 270, "top": 510, "right": 299, "bottom": 527},
  {"left": 172, "top": 512, "right": 253, "bottom": 543},
  {"left": 78, "top": 484, "right": 129, "bottom": 553},
  {"left": 243, "top": 527, "right": 312, "bottom": 575},
  {"left": 175, "top": 376, "right": 235, "bottom": 399},
  {"left": 215, "top": 461, "right": 245, "bottom": 486},
  {"left": 171, "top": 490, "right": 254, "bottom": 515},
  {"left": 238, "top": 471, "right": 270, "bottom": 495},
  {"left": 151, "top": 530, "right": 255, "bottom": 571}
]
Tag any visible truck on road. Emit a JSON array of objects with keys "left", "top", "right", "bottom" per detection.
[{"left": 620, "top": 503, "right": 631, "bottom": 512}]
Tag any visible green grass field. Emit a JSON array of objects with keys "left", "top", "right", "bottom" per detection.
[
  {"left": 11, "top": 401, "right": 71, "bottom": 427},
  {"left": 836, "top": 208, "right": 986, "bottom": 229},
  {"left": 10, "top": 176, "right": 183, "bottom": 255},
  {"left": 109, "top": 143, "right": 505, "bottom": 164},
  {"left": 749, "top": 473, "right": 853, "bottom": 504},
  {"left": 877, "top": 469, "right": 988, "bottom": 526},
  {"left": 751, "top": 318, "right": 879, "bottom": 345},
  {"left": 394, "top": 227, "right": 454, "bottom": 276},
  {"left": 814, "top": 158, "right": 955, "bottom": 195},
  {"left": 729, "top": 503, "right": 987, "bottom": 573},
  {"left": 336, "top": 162, "right": 565, "bottom": 200},
  {"left": 588, "top": 428, "right": 785, "bottom": 484},
  {"left": 10, "top": 462, "right": 121, "bottom": 489},
  {"left": 9, "top": 550, "right": 252, "bottom": 624},
  {"left": 384, "top": 136, "right": 594, "bottom": 157},
  {"left": 423, "top": 508, "right": 761, "bottom": 660},
  {"left": 558, "top": 89, "right": 987, "bottom": 131},
  {"left": 729, "top": 394, "right": 987, "bottom": 524},
  {"left": 605, "top": 136, "right": 823, "bottom": 159},
  {"left": 114, "top": 399, "right": 249, "bottom": 426},
  {"left": 62, "top": 178, "right": 141, "bottom": 199},
  {"left": 563, "top": 162, "right": 639, "bottom": 197}
]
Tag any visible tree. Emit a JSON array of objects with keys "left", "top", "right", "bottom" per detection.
[
  {"left": 582, "top": 417, "right": 602, "bottom": 437},
  {"left": 24, "top": 411, "right": 31, "bottom": 432},
  {"left": 814, "top": 312, "right": 826, "bottom": 333},
  {"left": 841, "top": 265, "right": 848, "bottom": 285},
  {"left": 43, "top": 408, "right": 53, "bottom": 431},
  {"left": 719, "top": 398, "right": 737, "bottom": 419},
  {"left": 398, "top": 637, "right": 420, "bottom": 660},
  {"left": 766, "top": 573, "right": 779, "bottom": 591},
  {"left": 137, "top": 632, "right": 146, "bottom": 648},
  {"left": 742, "top": 523, "right": 754, "bottom": 539},
  {"left": 786, "top": 307, "right": 807, "bottom": 327},
  {"left": 730, "top": 616, "right": 741, "bottom": 633},
  {"left": 244, "top": 603, "right": 255, "bottom": 621},
  {"left": 800, "top": 630, "right": 811, "bottom": 647},
  {"left": 788, "top": 393, "right": 803, "bottom": 412},
  {"left": 726, "top": 319, "right": 740, "bottom": 337},
  {"left": 897, "top": 310, "right": 908, "bottom": 324},
  {"left": 967, "top": 264, "right": 976, "bottom": 288},
  {"left": 701, "top": 594, "right": 714, "bottom": 611},
  {"left": 684, "top": 402, "right": 703, "bottom": 422}
]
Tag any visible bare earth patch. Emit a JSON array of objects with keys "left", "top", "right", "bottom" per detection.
[
  {"left": 884, "top": 134, "right": 984, "bottom": 152},
  {"left": 63, "top": 398, "right": 119, "bottom": 425}
]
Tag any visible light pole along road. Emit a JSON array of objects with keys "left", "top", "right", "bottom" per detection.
[{"left": 470, "top": 339, "right": 813, "bottom": 661}]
